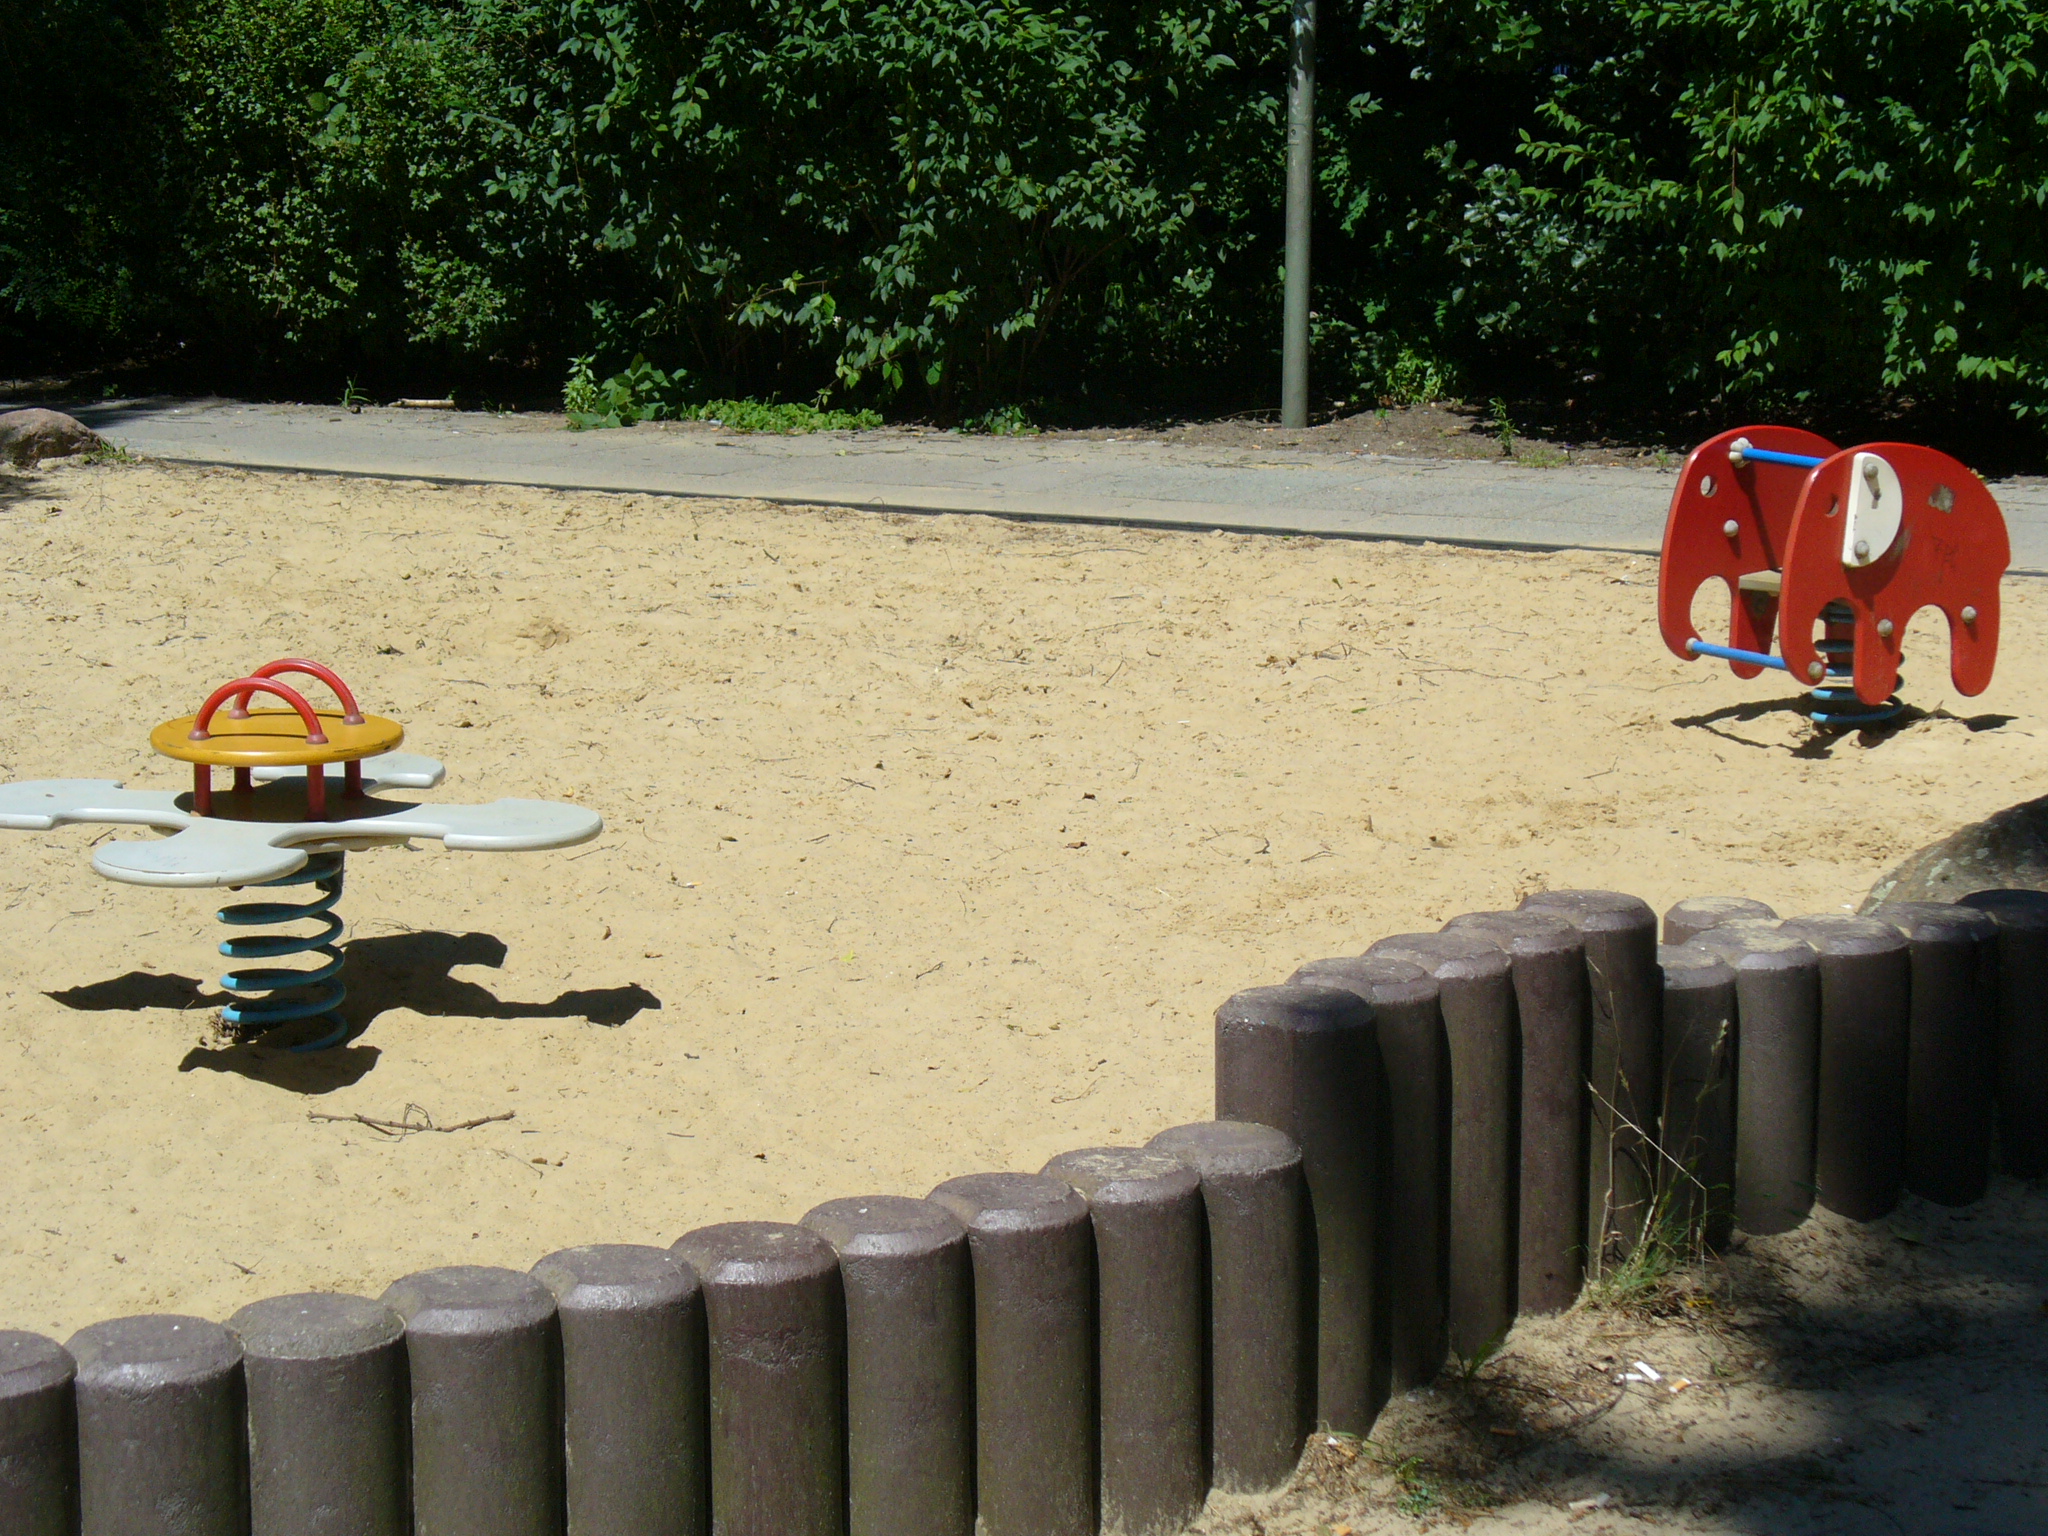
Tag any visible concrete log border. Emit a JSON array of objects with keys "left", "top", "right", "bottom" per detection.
[
  {"left": 23, "top": 886, "right": 2026, "bottom": 1536},
  {"left": 800, "top": 1197, "right": 973, "bottom": 1536},
  {"left": 1439, "top": 911, "right": 1590, "bottom": 1318},
  {"left": 1690, "top": 924, "right": 1822, "bottom": 1236},
  {"left": 928, "top": 1173, "right": 1096, "bottom": 1536},
  {"left": 1519, "top": 890, "right": 1662, "bottom": 1267},
  {"left": 1213, "top": 983, "right": 1381, "bottom": 1432},
  {"left": 1146, "top": 1121, "right": 1309, "bottom": 1492},
  {"left": 1041, "top": 1148, "right": 1206, "bottom": 1536},
  {"left": 229, "top": 1292, "right": 407, "bottom": 1536},
  {"left": 531, "top": 1244, "right": 708, "bottom": 1536},
  {"left": 1287, "top": 955, "right": 1446, "bottom": 1392},
  {"left": 1364, "top": 933, "right": 1517, "bottom": 1363},
  {"left": 669, "top": 1223, "right": 844, "bottom": 1536}
]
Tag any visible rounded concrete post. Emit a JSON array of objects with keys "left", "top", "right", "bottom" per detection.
[
  {"left": 1658, "top": 947, "right": 1737, "bottom": 1250},
  {"left": 229, "top": 1293, "right": 407, "bottom": 1536},
  {"left": 928, "top": 1174, "right": 1094, "bottom": 1536},
  {"left": 1442, "top": 911, "right": 1589, "bottom": 1315},
  {"left": 1958, "top": 889, "right": 2048, "bottom": 1177},
  {"left": 1692, "top": 926, "right": 1821, "bottom": 1235},
  {"left": 799, "top": 1198, "right": 971, "bottom": 1536},
  {"left": 1289, "top": 955, "right": 1444, "bottom": 1391},
  {"left": 1212, "top": 984, "right": 1378, "bottom": 1431},
  {"left": 1042, "top": 1148, "right": 1205, "bottom": 1536},
  {"left": 381, "top": 1266, "right": 564, "bottom": 1536},
  {"left": 1779, "top": 917, "right": 1912, "bottom": 1222},
  {"left": 1519, "top": 890, "right": 1661, "bottom": 1264},
  {"left": 668, "top": 1224, "right": 844, "bottom": 1536},
  {"left": 1366, "top": 934, "right": 1515, "bottom": 1362},
  {"left": 1662, "top": 897, "right": 1778, "bottom": 947},
  {"left": 70, "top": 1315, "right": 247, "bottom": 1536},
  {"left": 0, "top": 1331, "right": 76, "bottom": 1536},
  {"left": 1873, "top": 902, "right": 2000, "bottom": 1207},
  {"left": 531, "top": 1245, "right": 707, "bottom": 1536},
  {"left": 1147, "top": 1121, "right": 1307, "bottom": 1494}
]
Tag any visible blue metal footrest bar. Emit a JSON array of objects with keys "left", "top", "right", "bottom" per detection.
[
  {"left": 1687, "top": 638, "right": 1789, "bottom": 672},
  {"left": 216, "top": 851, "right": 349, "bottom": 1052},
  {"left": 1733, "top": 446, "right": 1824, "bottom": 470}
]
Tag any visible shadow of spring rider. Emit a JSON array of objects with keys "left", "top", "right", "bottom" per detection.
[
  {"left": 1658, "top": 427, "right": 2010, "bottom": 728},
  {"left": 0, "top": 659, "right": 601, "bottom": 1050}
]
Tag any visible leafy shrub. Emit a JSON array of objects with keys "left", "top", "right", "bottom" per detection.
[
  {"left": 564, "top": 354, "right": 691, "bottom": 429},
  {"left": 962, "top": 404, "right": 1039, "bottom": 435},
  {"left": 1388, "top": 0, "right": 2048, "bottom": 421},
  {"left": 4, "top": 0, "right": 2047, "bottom": 433}
]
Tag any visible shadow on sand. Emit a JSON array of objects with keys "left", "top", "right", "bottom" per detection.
[
  {"left": 45, "top": 930, "right": 660, "bottom": 1094},
  {"left": 1671, "top": 696, "right": 2015, "bottom": 760}
]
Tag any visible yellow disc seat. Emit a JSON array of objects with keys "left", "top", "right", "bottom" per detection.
[
  {"left": 149, "top": 661, "right": 405, "bottom": 818},
  {"left": 151, "top": 709, "right": 403, "bottom": 769}
]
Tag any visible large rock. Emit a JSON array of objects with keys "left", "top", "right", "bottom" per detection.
[
  {"left": 0, "top": 408, "right": 103, "bottom": 466},
  {"left": 1863, "top": 794, "right": 2048, "bottom": 908}
]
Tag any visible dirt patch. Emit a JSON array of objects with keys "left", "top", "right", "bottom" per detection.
[
  {"left": 1193, "top": 1178, "right": 2048, "bottom": 1534},
  {"left": 1044, "top": 403, "right": 1673, "bottom": 467}
]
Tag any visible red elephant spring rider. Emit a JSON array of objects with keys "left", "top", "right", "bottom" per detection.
[{"left": 1658, "top": 427, "right": 2010, "bottom": 729}]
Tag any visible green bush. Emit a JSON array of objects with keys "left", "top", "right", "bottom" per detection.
[
  {"left": 1377, "top": 0, "right": 2048, "bottom": 421},
  {"left": 4, "top": 0, "right": 2046, "bottom": 430},
  {"left": 505, "top": 0, "right": 1292, "bottom": 411}
]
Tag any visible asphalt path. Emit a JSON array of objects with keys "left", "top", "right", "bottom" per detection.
[{"left": 55, "top": 396, "right": 2048, "bottom": 572}]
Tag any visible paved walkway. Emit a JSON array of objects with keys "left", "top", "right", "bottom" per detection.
[{"left": 62, "top": 396, "right": 2048, "bottom": 570}]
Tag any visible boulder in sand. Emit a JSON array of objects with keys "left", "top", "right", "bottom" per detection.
[
  {"left": 0, "top": 408, "right": 103, "bottom": 467},
  {"left": 1863, "top": 794, "right": 2048, "bottom": 908}
]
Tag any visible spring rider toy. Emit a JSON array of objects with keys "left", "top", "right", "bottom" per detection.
[
  {"left": 0, "top": 659, "right": 601, "bottom": 1050},
  {"left": 1658, "top": 427, "right": 2010, "bottom": 728}
]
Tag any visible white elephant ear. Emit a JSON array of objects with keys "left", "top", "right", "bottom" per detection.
[{"left": 93, "top": 821, "right": 310, "bottom": 888}]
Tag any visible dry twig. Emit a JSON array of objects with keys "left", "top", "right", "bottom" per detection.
[{"left": 308, "top": 1104, "right": 514, "bottom": 1137}]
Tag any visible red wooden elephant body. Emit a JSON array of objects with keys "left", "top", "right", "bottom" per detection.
[{"left": 1657, "top": 426, "right": 2008, "bottom": 717}]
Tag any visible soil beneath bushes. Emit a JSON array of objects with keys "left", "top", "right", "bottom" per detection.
[
  {"left": 1046, "top": 403, "right": 1673, "bottom": 467},
  {"left": 1, "top": 456, "right": 2043, "bottom": 1527}
]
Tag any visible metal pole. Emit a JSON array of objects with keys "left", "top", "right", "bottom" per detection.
[{"left": 1280, "top": 0, "right": 1317, "bottom": 428}]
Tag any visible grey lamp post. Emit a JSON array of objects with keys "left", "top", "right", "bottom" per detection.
[{"left": 1280, "top": 0, "right": 1316, "bottom": 428}]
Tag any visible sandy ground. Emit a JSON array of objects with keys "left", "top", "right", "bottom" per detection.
[{"left": 0, "top": 456, "right": 2043, "bottom": 1528}]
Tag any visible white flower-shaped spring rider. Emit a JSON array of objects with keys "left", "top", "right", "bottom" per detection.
[{"left": 0, "top": 659, "right": 601, "bottom": 1050}]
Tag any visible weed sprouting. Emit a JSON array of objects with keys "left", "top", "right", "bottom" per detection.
[
  {"left": 561, "top": 355, "right": 880, "bottom": 433},
  {"left": 1580, "top": 1028, "right": 1732, "bottom": 1314},
  {"left": 963, "top": 403, "right": 1037, "bottom": 435},
  {"left": 692, "top": 398, "right": 882, "bottom": 433}
]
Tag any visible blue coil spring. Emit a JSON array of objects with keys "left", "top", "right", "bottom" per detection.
[
  {"left": 1808, "top": 601, "right": 1906, "bottom": 730},
  {"left": 216, "top": 851, "right": 349, "bottom": 1052}
]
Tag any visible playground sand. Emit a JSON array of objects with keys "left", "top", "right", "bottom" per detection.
[{"left": 1, "top": 459, "right": 2043, "bottom": 1357}]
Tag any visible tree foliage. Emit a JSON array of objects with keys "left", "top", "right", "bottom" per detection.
[{"left": 3, "top": 0, "right": 2045, "bottom": 425}]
